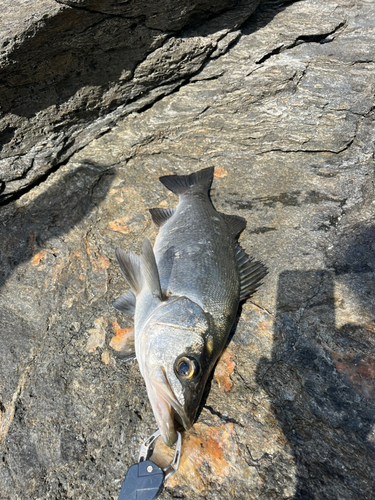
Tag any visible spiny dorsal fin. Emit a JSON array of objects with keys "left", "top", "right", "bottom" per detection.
[
  {"left": 112, "top": 290, "right": 136, "bottom": 316},
  {"left": 220, "top": 213, "right": 247, "bottom": 237},
  {"left": 140, "top": 238, "right": 163, "bottom": 300},
  {"left": 115, "top": 248, "right": 143, "bottom": 295},
  {"left": 149, "top": 207, "right": 176, "bottom": 228},
  {"left": 159, "top": 167, "right": 214, "bottom": 196},
  {"left": 236, "top": 243, "right": 268, "bottom": 301}
]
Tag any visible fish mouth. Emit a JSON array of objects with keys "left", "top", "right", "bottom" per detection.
[{"left": 147, "top": 366, "right": 194, "bottom": 446}]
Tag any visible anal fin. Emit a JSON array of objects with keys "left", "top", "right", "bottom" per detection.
[{"left": 236, "top": 243, "right": 268, "bottom": 301}]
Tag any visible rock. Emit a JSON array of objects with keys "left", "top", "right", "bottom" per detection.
[
  {"left": 0, "top": 0, "right": 260, "bottom": 202},
  {"left": 1, "top": 0, "right": 375, "bottom": 499}
]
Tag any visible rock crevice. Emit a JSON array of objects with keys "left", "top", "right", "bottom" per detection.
[{"left": 0, "top": 0, "right": 261, "bottom": 202}]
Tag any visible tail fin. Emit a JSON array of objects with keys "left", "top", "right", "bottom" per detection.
[{"left": 159, "top": 167, "right": 214, "bottom": 196}]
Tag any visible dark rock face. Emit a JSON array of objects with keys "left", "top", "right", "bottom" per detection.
[
  {"left": 0, "top": 0, "right": 260, "bottom": 202},
  {"left": 1, "top": 0, "right": 375, "bottom": 499},
  {"left": 257, "top": 270, "right": 375, "bottom": 499}
]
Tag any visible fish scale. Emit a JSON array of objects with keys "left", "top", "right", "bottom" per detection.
[{"left": 154, "top": 196, "right": 239, "bottom": 337}]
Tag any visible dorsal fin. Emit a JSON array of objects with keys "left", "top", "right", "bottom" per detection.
[
  {"left": 220, "top": 213, "right": 247, "bottom": 237},
  {"left": 140, "top": 238, "right": 163, "bottom": 300},
  {"left": 115, "top": 248, "right": 143, "bottom": 295},
  {"left": 112, "top": 290, "right": 136, "bottom": 316},
  {"left": 149, "top": 207, "right": 176, "bottom": 228},
  {"left": 159, "top": 167, "right": 214, "bottom": 196},
  {"left": 236, "top": 243, "right": 268, "bottom": 301}
]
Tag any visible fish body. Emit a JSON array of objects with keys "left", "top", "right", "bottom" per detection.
[{"left": 113, "top": 167, "right": 267, "bottom": 445}]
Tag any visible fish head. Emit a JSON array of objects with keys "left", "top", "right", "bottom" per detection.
[{"left": 138, "top": 297, "right": 216, "bottom": 446}]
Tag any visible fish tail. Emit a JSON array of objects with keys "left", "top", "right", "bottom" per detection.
[{"left": 159, "top": 167, "right": 214, "bottom": 196}]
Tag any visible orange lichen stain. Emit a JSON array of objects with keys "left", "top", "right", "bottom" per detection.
[
  {"left": 214, "top": 348, "right": 236, "bottom": 392},
  {"left": 158, "top": 200, "right": 169, "bottom": 208},
  {"left": 332, "top": 352, "right": 375, "bottom": 400},
  {"left": 109, "top": 321, "right": 134, "bottom": 354},
  {"left": 71, "top": 249, "right": 85, "bottom": 269},
  {"left": 214, "top": 167, "right": 228, "bottom": 178},
  {"left": 101, "top": 349, "right": 111, "bottom": 365},
  {"left": 70, "top": 249, "right": 86, "bottom": 283},
  {"left": 109, "top": 187, "right": 125, "bottom": 203},
  {"left": 108, "top": 217, "right": 131, "bottom": 234},
  {"left": 111, "top": 321, "right": 123, "bottom": 335},
  {"left": 96, "top": 254, "right": 110, "bottom": 271},
  {"left": 31, "top": 251, "right": 47, "bottom": 267},
  {"left": 254, "top": 319, "right": 273, "bottom": 337},
  {"left": 86, "top": 242, "right": 110, "bottom": 271},
  {"left": 152, "top": 423, "right": 234, "bottom": 493}
]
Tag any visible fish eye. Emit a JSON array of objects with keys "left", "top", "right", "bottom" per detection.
[{"left": 175, "top": 356, "right": 200, "bottom": 380}]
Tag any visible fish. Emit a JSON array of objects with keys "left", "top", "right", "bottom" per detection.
[{"left": 112, "top": 167, "right": 267, "bottom": 446}]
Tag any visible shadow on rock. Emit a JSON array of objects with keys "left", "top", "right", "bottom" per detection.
[
  {"left": 328, "top": 223, "right": 375, "bottom": 275},
  {"left": 256, "top": 267, "right": 375, "bottom": 499},
  {"left": 1, "top": 0, "right": 263, "bottom": 122},
  {"left": 0, "top": 0, "right": 292, "bottom": 148},
  {"left": 241, "top": 0, "right": 298, "bottom": 37},
  {"left": 1, "top": 0, "right": 297, "bottom": 202},
  {"left": 0, "top": 160, "right": 114, "bottom": 290}
]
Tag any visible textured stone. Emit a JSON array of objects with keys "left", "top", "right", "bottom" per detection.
[
  {"left": 1, "top": 0, "right": 375, "bottom": 499},
  {"left": 0, "top": 0, "right": 260, "bottom": 202}
]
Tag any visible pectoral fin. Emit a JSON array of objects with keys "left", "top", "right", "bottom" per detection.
[
  {"left": 112, "top": 290, "right": 136, "bottom": 316},
  {"left": 140, "top": 238, "right": 164, "bottom": 300},
  {"left": 115, "top": 248, "right": 143, "bottom": 295}
]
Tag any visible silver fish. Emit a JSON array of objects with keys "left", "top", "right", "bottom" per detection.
[{"left": 113, "top": 167, "right": 267, "bottom": 446}]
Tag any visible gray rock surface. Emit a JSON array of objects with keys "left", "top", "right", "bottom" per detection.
[
  {"left": 0, "top": 0, "right": 260, "bottom": 202},
  {"left": 1, "top": 0, "right": 375, "bottom": 499}
]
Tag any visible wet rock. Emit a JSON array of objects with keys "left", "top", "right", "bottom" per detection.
[
  {"left": 0, "top": 0, "right": 260, "bottom": 202},
  {"left": 1, "top": 0, "right": 375, "bottom": 499}
]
